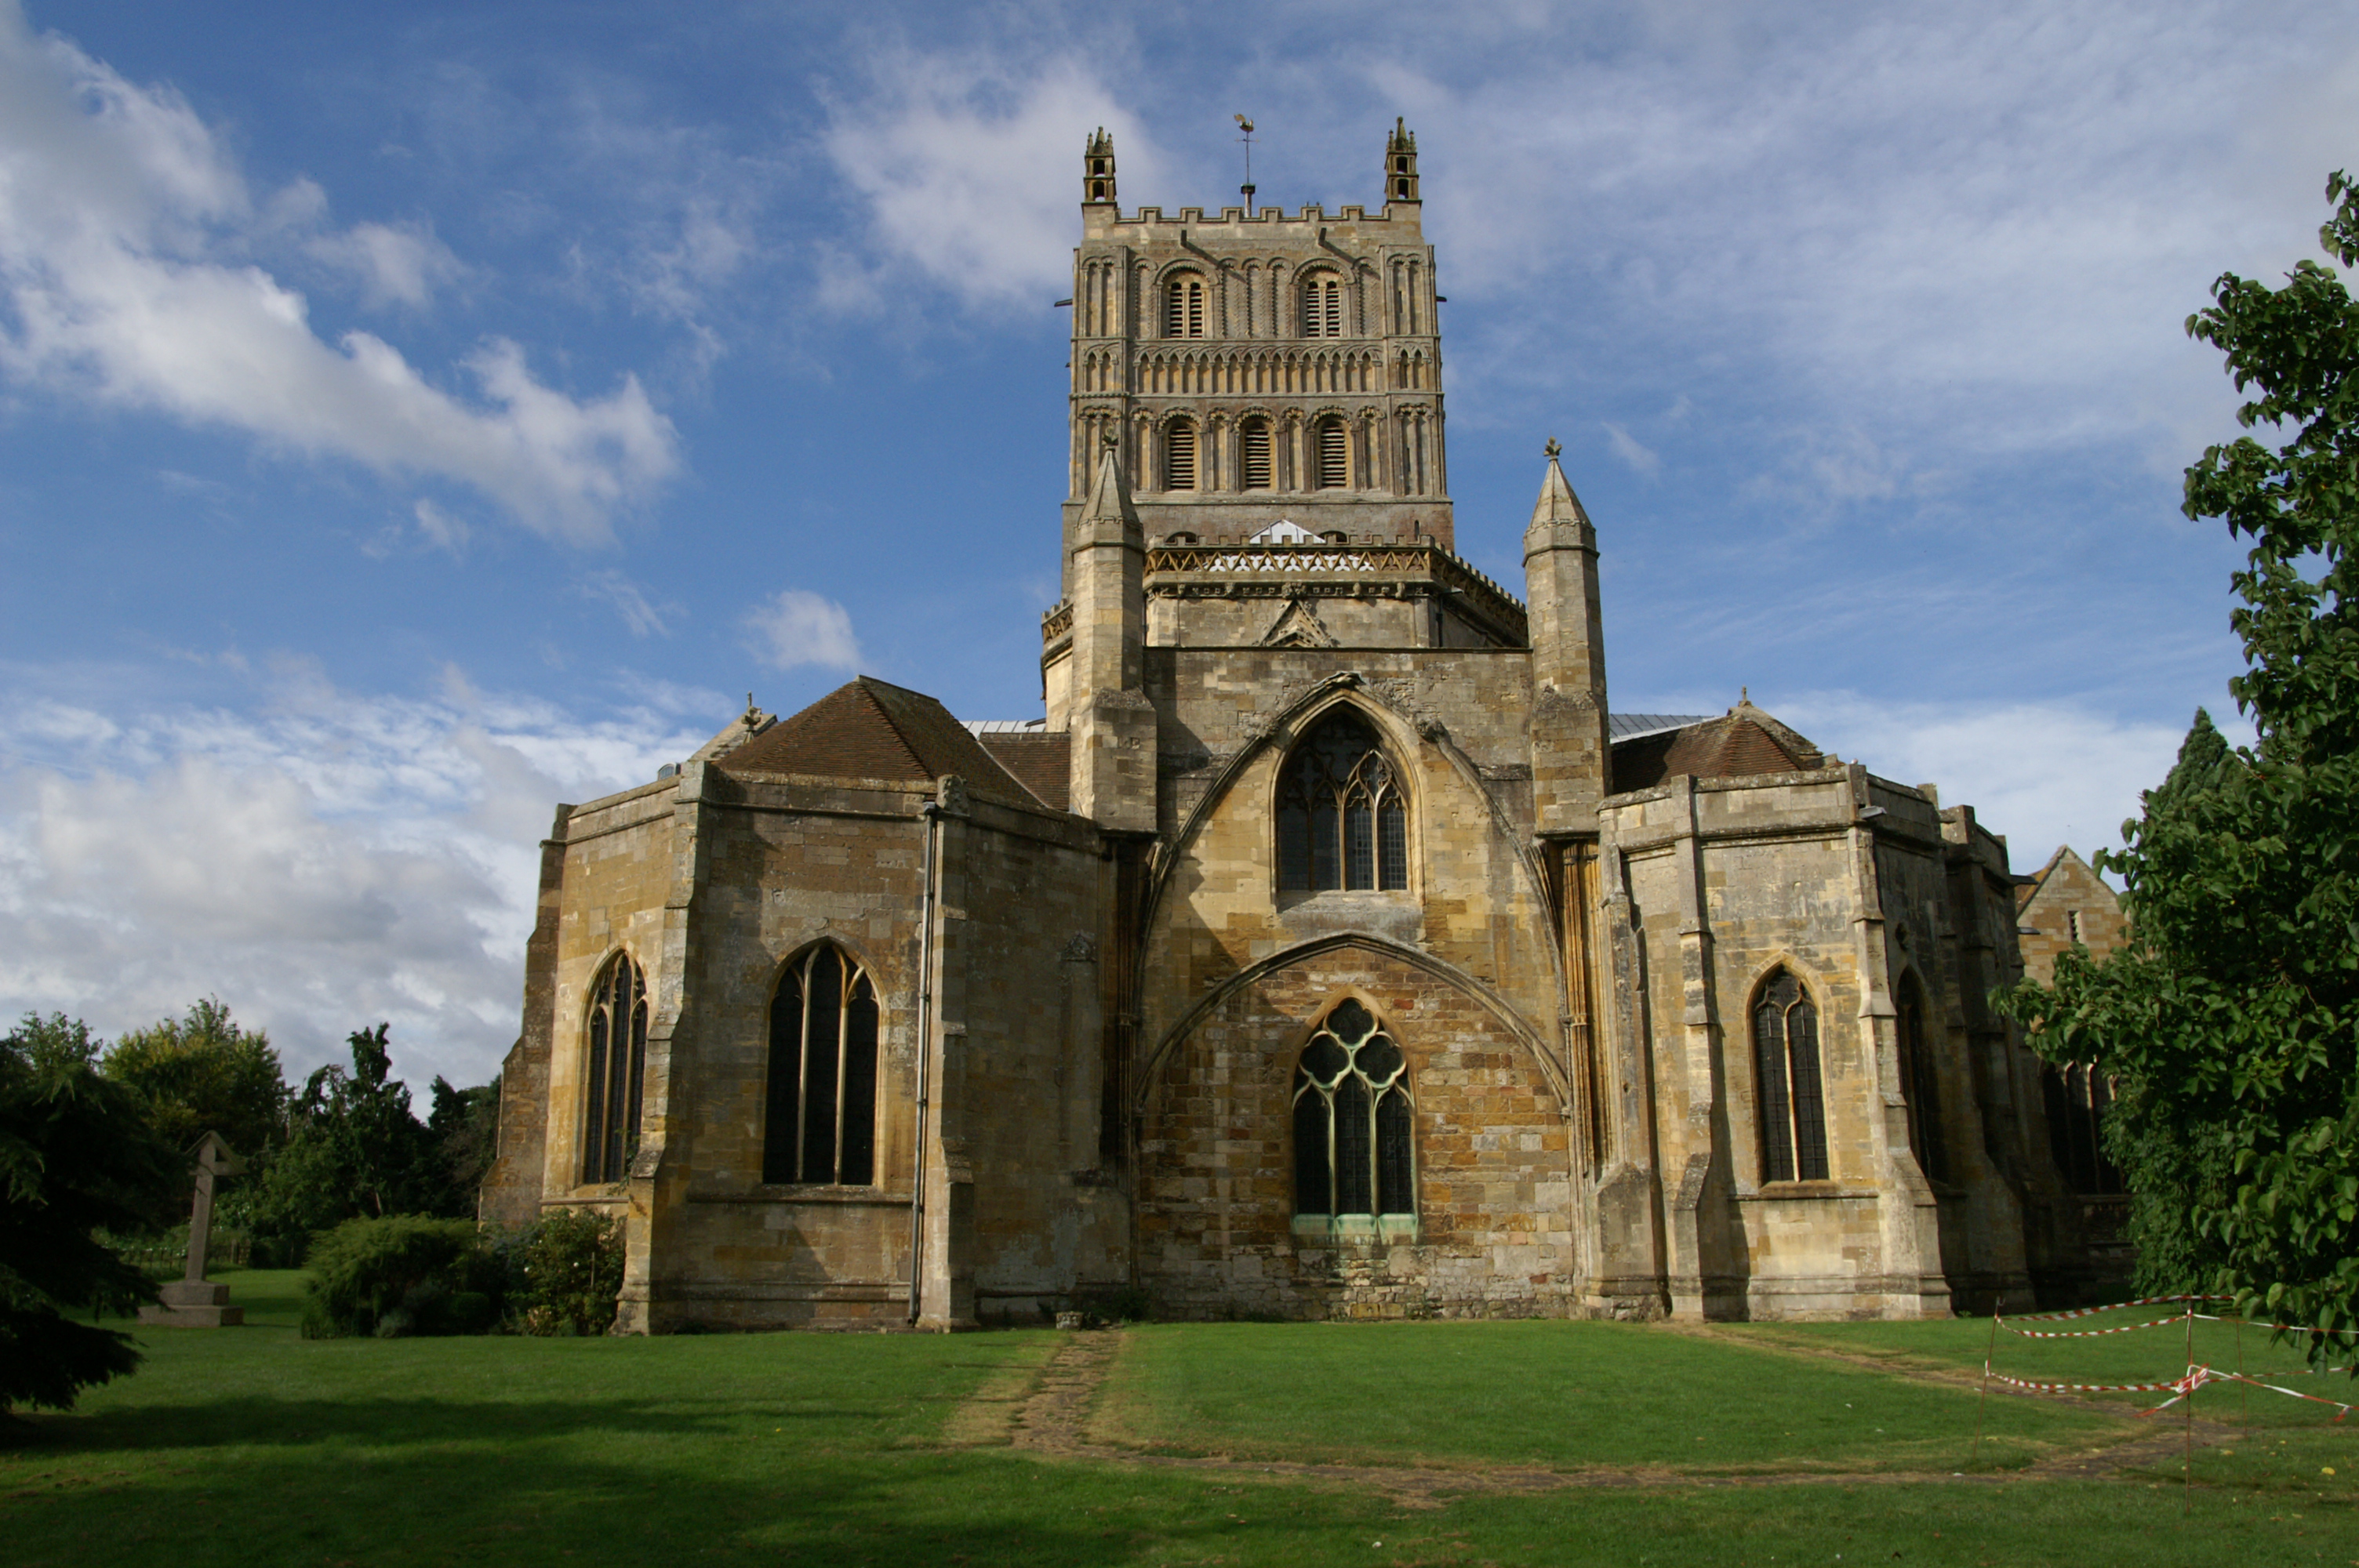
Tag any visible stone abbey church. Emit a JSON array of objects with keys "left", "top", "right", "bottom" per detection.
[{"left": 481, "top": 124, "right": 2101, "bottom": 1330}]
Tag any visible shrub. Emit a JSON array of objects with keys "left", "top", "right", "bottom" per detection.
[
  {"left": 302, "top": 1214, "right": 496, "bottom": 1338},
  {"left": 511, "top": 1209, "right": 624, "bottom": 1337}
]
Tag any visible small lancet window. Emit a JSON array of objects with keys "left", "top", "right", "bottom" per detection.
[
  {"left": 1240, "top": 418, "right": 1274, "bottom": 490},
  {"left": 1165, "top": 420, "right": 1198, "bottom": 490},
  {"left": 1277, "top": 710, "right": 1408, "bottom": 893},
  {"left": 1895, "top": 974, "right": 1946, "bottom": 1183},
  {"left": 581, "top": 952, "right": 649, "bottom": 1185},
  {"left": 1166, "top": 275, "right": 1206, "bottom": 338},
  {"left": 763, "top": 944, "right": 880, "bottom": 1185},
  {"left": 1754, "top": 969, "right": 1829, "bottom": 1182},
  {"left": 1302, "top": 274, "right": 1343, "bottom": 337},
  {"left": 1312, "top": 417, "right": 1349, "bottom": 489},
  {"left": 1292, "top": 999, "right": 1415, "bottom": 1222}
]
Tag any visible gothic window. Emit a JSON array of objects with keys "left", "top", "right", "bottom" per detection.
[
  {"left": 763, "top": 944, "right": 880, "bottom": 1186},
  {"left": 1754, "top": 969, "right": 1829, "bottom": 1182},
  {"left": 1165, "top": 274, "right": 1206, "bottom": 339},
  {"left": 1895, "top": 974, "right": 1947, "bottom": 1183},
  {"left": 1292, "top": 999, "right": 1415, "bottom": 1221},
  {"left": 1302, "top": 273, "right": 1344, "bottom": 337},
  {"left": 581, "top": 951, "right": 648, "bottom": 1185},
  {"left": 1313, "top": 416, "right": 1350, "bottom": 489},
  {"left": 1165, "top": 419, "right": 1198, "bottom": 490},
  {"left": 2041, "top": 1063, "right": 2123, "bottom": 1195},
  {"left": 1240, "top": 417, "right": 1274, "bottom": 490},
  {"left": 1277, "top": 710, "right": 1408, "bottom": 892}
]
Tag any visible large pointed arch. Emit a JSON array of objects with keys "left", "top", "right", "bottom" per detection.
[
  {"left": 580, "top": 947, "right": 649, "bottom": 1185},
  {"left": 1134, "top": 931, "right": 1568, "bottom": 1115}
]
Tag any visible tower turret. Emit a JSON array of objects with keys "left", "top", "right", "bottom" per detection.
[
  {"left": 1525, "top": 438, "right": 1610, "bottom": 833},
  {"left": 1083, "top": 129, "right": 1117, "bottom": 206},
  {"left": 1065, "top": 433, "right": 1156, "bottom": 832},
  {"left": 1384, "top": 118, "right": 1419, "bottom": 205}
]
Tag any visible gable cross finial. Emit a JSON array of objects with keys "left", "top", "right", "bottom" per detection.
[{"left": 1544, "top": 436, "right": 1561, "bottom": 459}]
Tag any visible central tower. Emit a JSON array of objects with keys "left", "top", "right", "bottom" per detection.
[{"left": 1061, "top": 121, "right": 1449, "bottom": 561}]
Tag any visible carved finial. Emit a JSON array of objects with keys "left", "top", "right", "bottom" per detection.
[
  {"left": 1101, "top": 430, "right": 1118, "bottom": 450},
  {"left": 1544, "top": 436, "right": 1561, "bottom": 459},
  {"left": 1741, "top": 685, "right": 1749, "bottom": 703}
]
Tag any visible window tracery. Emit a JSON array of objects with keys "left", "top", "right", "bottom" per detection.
[
  {"left": 1292, "top": 998, "right": 1415, "bottom": 1222},
  {"left": 1277, "top": 710, "right": 1408, "bottom": 892},
  {"left": 1754, "top": 969, "right": 1829, "bottom": 1182},
  {"left": 581, "top": 951, "right": 648, "bottom": 1185},
  {"left": 763, "top": 943, "right": 880, "bottom": 1186}
]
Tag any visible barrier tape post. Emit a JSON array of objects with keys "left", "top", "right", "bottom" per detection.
[
  {"left": 1977, "top": 1291, "right": 2002, "bottom": 1464},
  {"left": 2183, "top": 1301, "right": 2195, "bottom": 1515}
]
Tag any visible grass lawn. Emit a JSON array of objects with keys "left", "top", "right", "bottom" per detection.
[{"left": 2, "top": 1273, "right": 2352, "bottom": 1566}]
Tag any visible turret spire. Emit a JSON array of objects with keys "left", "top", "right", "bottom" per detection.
[
  {"left": 1384, "top": 117, "right": 1419, "bottom": 204},
  {"left": 1083, "top": 128, "right": 1117, "bottom": 205}
]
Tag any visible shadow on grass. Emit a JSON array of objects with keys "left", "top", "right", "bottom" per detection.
[
  {"left": 1, "top": 1424, "right": 1309, "bottom": 1568},
  {"left": 2, "top": 1391, "right": 885, "bottom": 1458}
]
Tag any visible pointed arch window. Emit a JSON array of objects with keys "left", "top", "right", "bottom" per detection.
[
  {"left": 1302, "top": 274, "right": 1344, "bottom": 337},
  {"left": 582, "top": 952, "right": 648, "bottom": 1185},
  {"left": 1240, "top": 417, "right": 1274, "bottom": 490},
  {"left": 1277, "top": 709, "right": 1408, "bottom": 892},
  {"left": 763, "top": 944, "right": 880, "bottom": 1185},
  {"left": 1165, "top": 419, "right": 1198, "bottom": 490},
  {"left": 1165, "top": 274, "right": 1206, "bottom": 338},
  {"left": 1754, "top": 969, "right": 1829, "bottom": 1182},
  {"left": 1313, "top": 416, "right": 1350, "bottom": 489},
  {"left": 1895, "top": 974, "right": 1947, "bottom": 1183},
  {"left": 1292, "top": 999, "right": 1415, "bottom": 1225}
]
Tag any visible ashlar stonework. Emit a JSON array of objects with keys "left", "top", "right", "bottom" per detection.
[{"left": 479, "top": 125, "right": 2102, "bottom": 1330}]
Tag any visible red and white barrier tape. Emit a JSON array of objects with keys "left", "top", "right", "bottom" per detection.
[
  {"left": 2001, "top": 1294, "right": 2231, "bottom": 1325},
  {"left": 2000, "top": 1313, "right": 2190, "bottom": 1339},
  {"left": 1986, "top": 1359, "right": 2355, "bottom": 1421}
]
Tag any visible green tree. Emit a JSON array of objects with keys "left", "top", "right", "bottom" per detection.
[
  {"left": 425, "top": 1074, "right": 500, "bottom": 1218},
  {"left": 2004, "top": 174, "right": 2359, "bottom": 1359},
  {"left": 249, "top": 1024, "right": 434, "bottom": 1258},
  {"left": 0, "top": 1014, "right": 183, "bottom": 1413},
  {"left": 101, "top": 997, "right": 286, "bottom": 1162}
]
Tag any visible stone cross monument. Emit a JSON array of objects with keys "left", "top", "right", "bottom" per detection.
[{"left": 137, "top": 1131, "right": 246, "bottom": 1328}]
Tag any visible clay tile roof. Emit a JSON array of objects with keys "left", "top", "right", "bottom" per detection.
[
  {"left": 718, "top": 677, "right": 1045, "bottom": 811},
  {"left": 1610, "top": 702, "right": 1825, "bottom": 793},
  {"left": 976, "top": 731, "right": 1071, "bottom": 811}
]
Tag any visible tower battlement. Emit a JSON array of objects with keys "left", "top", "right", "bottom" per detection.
[{"left": 1063, "top": 122, "right": 1447, "bottom": 571}]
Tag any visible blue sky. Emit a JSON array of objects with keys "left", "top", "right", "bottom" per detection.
[{"left": 1, "top": 0, "right": 2350, "bottom": 1085}]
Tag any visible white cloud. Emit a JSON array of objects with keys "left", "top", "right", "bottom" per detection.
[
  {"left": 0, "top": 662, "right": 719, "bottom": 1083},
  {"left": 1769, "top": 691, "right": 2201, "bottom": 869},
  {"left": 578, "top": 569, "right": 672, "bottom": 638},
  {"left": 0, "top": 3, "right": 677, "bottom": 543},
  {"left": 743, "top": 590, "right": 860, "bottom": 671},
  {"left": 1601, "top": 421, "right": 1659, "bottom": 476},
  {"left": 823, "top": 48, "right": 1159, "bottom": 308},
  {"left": 305, "top": 220, "right": 463, "bottom": 309}
]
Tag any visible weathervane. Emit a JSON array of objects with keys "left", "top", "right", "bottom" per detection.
[{"left": 1234, "top": 114, "right": 1256, "bottom": 206}]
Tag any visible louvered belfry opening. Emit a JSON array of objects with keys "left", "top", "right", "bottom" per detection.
[
  {"left": 1292, "top": 999, "right": 1416, "bottom": 1221},
  {"left": 1313, "top": 417, "right": 1349, "bottom": 489},
  {"left": 1240, "top": 418, "right": 1273, "bottom": 489},
  {"left": 763, "top": 943, "right": 880, "bottom": 1186},
  {"left": 1166, "top": 275, "right": 1205, "bottom": 338},
  {"left": 1753, "top": 969, "right": 1829, "bottom": 1182},
  {"left": 581, "top": 952, "right": 649, "bottom": 1184},
  {"left": 1277, "top": 709, "right": 1408, "bottom": 892},
  {"left": 1302, "top": 274, "right": 1343, "bottom": 337},
  {"left": 1165, "top": 419, "right": 1198, "bottom": 490}
]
